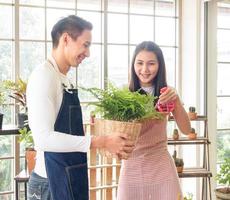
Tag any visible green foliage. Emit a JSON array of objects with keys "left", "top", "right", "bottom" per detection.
[
  {"left": 184, "top": 192, "right": 193, "bottom": 200},
  {"left": 216, "top": 157, "right": 230, "bottom": 188},
  {"left": 81, "top": 84, "right": 163, "bottom": 122},
  {"left": 2, "top": 78, "right": 27, "bottom": 112},
  {"left": 172, "top": 150, "right": 184, "bottom": 167},
  {"left": 18, "top": 127, "right": 34, "bottom": 148}
]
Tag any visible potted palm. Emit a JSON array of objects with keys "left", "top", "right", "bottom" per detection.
[
  {"left": 19, "top": 126, "right": 36, "bottom": 174},
  {"left": 215, "top": 157, "right": 230, "bottom": 200},
  {"left": 2, "top": 78, "right": 27, "bottom": 128}
]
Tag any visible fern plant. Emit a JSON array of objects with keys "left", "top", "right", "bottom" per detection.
[{"left": 82, "top": 84, "right": 163, "bottom": 122}]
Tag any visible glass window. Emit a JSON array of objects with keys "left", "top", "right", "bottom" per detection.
[
  {"left": 19, "top": 0, "right": 44, "bottom": 6},
  {"left": 108, "top": 13, "right": 128, "bottom": 44},
  {"left": 217, "top": 97, "right": 230, "bottom": 129},
  {"left": 217, "top": 64, "right": 230, "bottom": 95},
  {"left": 0, "top": 5, "right": 13, "bottom": 39},
  {"left": 47, "top": 0, "right": 75, "bottom": 9},
  {"left": 217, "top": 130, "right": 230, "bottom": 162},
  {"left": 130, "top": 15, "right": 154, "bottom": 44},
  {"left": 107, "top": 0, "right": 128, "bottom": 13},
  {"left": 155, "top": 0, "right": 176, "bottom": 17},
  {"left": 20, "top": 7, "right": 45, "bottom": 40},
  {"left": 20, "top": 42, "right": 45, "bottom": 79},
  {"left": 77, "top": 0, "right": 102, "bottom": 11},
  {"left": 217, "top": 29, "right": 230, "bottom": 62},
  {"left": 130, "top": 0, "right": 154, "bottom": 15}
]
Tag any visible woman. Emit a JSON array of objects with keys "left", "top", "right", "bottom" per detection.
[{"left": 117, "top": 41, "right": 191, "bottom": 200}]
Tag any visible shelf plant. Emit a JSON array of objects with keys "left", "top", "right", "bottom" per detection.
[
  {"left": 2, "top": 78, "right": 28, "bottom": 128},
  {"left": 215, "top": 157, "right": 230, "bottom": 199}
]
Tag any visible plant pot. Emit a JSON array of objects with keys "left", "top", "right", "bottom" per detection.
[
  {"left": 188, "top": 112, "right": 197, "bottom": 120},
  {"left": 215, "top": 188, "right": 230, "bottom": 200},
  {"left": 25, "top": 148, "right": 36, "bottom": 174},
  {"left": 188, "top": 133, "right": 197, "bottom": 140},
  {"left": 176, "top": 166, "right": 183, "bottom": 173},
  {"left": 17, "top": 113, "right": 28, "bottom": 128},
  {"left": 0, "top": 113, "right": 3, "bottom": 129}
]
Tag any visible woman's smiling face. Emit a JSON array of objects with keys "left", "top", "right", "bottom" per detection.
[{"left": 134, "top": 50, "right": 159, "bottom": 87}]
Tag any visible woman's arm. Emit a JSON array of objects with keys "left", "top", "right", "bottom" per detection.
[{"left": 159, "top": 87, "right": 191, "bottom": 135}]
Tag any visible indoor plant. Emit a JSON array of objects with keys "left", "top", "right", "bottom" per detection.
[
  {"left": 188, "top": 106, "right": 197, "bottom": 120},
  {"left": 2, "top": 78, "right": 27, "bottom": 128},
  {"left": 173, "top": 128, "right": 179, "bottom": 140},
  {"left": 215, "top": 157, "right": 230, "bottom": 200},
  {"left": 82, "top": 84, "right": 164, "bottom": 156},
  {"left": 188, "top": 127, "right": 197, "bottom": 140},
  {"left": 172, "top": 150, "right": 184, "bottom": 173},
  {"left": 18, "top": 126, "right": 36, "bottom": 174}
]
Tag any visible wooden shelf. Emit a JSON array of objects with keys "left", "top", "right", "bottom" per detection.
[
  {"left": 168, "top": 115, "right": 207, "bottom": 121},
  {"left": 178, "top": 167, "right": 212, "bottom": 178},
  {"left": 168, "top": 137, "right": 210, "bottom": 145},
  {"left": 0, "top": 125, "right": 19, "bottom": 135}
]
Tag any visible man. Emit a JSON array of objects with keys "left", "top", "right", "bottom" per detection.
[{"left": 27, "top": 15, "right": 135, "bottom": 200}]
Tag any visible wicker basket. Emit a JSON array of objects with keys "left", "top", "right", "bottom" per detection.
[{"left": 94, "top": 118, "right": 161, "bottom": 157}]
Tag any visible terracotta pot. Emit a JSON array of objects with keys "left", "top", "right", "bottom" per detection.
[
  {"left": 25, "top": 148, "right": 36, "bottom": 174},
  {"left": 215, "top": 188, "right": 230, "bottom": 200},
  {"left": 176, "top": 166, "right": 183, "bottom": 173},
  {"left": 188, "top": 133, "right": 197, "bottom": 140},
  {"left": 188, "top": 112, "right": 197, "bottom": 120}
]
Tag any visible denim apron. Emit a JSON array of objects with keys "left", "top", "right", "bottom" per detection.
[{"left": 44, "top": 87, "right": 89, "bottom": 200}]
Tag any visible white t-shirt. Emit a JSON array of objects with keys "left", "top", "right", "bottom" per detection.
[{"left": 27, "top": 56, "right": 91, "bottom": 178}]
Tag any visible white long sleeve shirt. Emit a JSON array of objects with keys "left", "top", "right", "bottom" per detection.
[{"left": 27, "top": 56, "right": 91, "bottom": 178}]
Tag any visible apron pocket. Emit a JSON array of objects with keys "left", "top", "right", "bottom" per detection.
[{"left": 65, "top": 163, "right": 89, "bottom": 200}]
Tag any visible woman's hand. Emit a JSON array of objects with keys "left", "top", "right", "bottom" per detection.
[{"left": 158, "top": 86, "right": 179, "bottom": 104}]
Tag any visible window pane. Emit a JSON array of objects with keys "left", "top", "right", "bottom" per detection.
[
  {"left": 108, "top": 14, "right": 128, "bottom": 44},
  {"left": 46, "top": 9, "right": 75, "bottom": 40},
  {"left": 217, "top": 29, "right": 230, "bottom": 62},
  {"left": 78, "top": 45, "right": 102, "bottom": 101},
  {"left": 20, "top": 7, "right": 45, "bottom": 40},
  {"left": 20, "top": 0, "right": 44, "bottom": 6},
  {"left": 108, "top": 0, "right": 128, "bottom": 13},
  {"left": 218, "top": 3, "right": 230, "bottom": 29},
  {"left": 155, "top": 0, "right": 176, "bottom": 17},
  {"left": 77, "top": 0, "right": 102, "bottom": 11},
  {"left": 0, "top": 0, "right": 14, "bottom": 3},
  {"left": 78, "top": 11, "right": 102, "bottom": 43},
  {"left": 0, "top": 159, "right": 13, "bottom": 192},
  {"left": 0, "top": 5, "right": 13, "bottom": 39},
  {"left": 108, "top": 45, "right": 128, "bottom": 87},
  {"left": 47, "top": 0, "right": 75, "bottom": 8},
  {"left": 0, "top": 136, "right": 13, "bottom": 157},
  {"left": 217, "top": 130, "right": 230, "bottom": 162},
  {"left": 217, "top": 97, "right": 230, "bottom": 129},
  {"left": 155, "top": 17, "right": 175, "bottom": 46},
  {"left": 162, "top": 47, "right": 175, "bottom": 87},
  {"left": 217, "top": 64, "right": 230, "bottom": 95},
  {"left": 130, "top": 15, "right": 154, "bottom": 44},
  {"left": 20, "top": 42, "right": 45, "bottom": 79},
  {"left": 0, "top": 41, "right": 12, "bottom": 81},
  {"left": 130, "top": 0, "right": 153, "bottom": 15}
]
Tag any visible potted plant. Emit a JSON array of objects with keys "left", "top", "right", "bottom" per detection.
[
  {"left": 173, "top": 128, "right": 179, "bottom": 140},
  {"left": 2, "top": 78, "right": 27, "bottom": 128},
  {"left": 18, "top": 126, "right": 36, "bottom": 174},
  {"left": 172, "top": 150, "right": 184, "bottom": 173},
  {"left": 184, "top": 192, "right": 193, "bottom": 200},
  {"left": 188, "top": 128, "right": 197, "bottom": 140},
  {"left": 188, "top": 106, "right": 197, "bottom": 120},
  {"left": 82, "top": 84, "right": 164, "bottom": 157},
  {"left": 215, "top": 157, "right": 230, "bottom": 200}
]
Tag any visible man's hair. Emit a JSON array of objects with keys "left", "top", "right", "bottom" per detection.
[{"left": 51, "top": 15, "right": 93, "bottom": 48}]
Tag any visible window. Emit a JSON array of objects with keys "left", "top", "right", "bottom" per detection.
[{"left": 217, "top": 2, "right": 230, "bottom": 164}]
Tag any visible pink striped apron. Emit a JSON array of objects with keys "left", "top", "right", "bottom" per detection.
[{"left": 117, "top": 117, "right": 183, "bottom": 200}]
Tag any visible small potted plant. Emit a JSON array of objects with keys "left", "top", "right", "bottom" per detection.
[
  {"left": 172, "top": 150, "right": 184, "bottom": 173},
  {"left": 19, "top": 127, "right": 36, "bottom": 174},
  {"left": 184, "top": 192, "right": 193, "bottom": 200},
  {"left": 188, "top": 106, "right": 197, "bottom": 120},
  {"left": 215, "top": 157, "right": 230, "bottom": 200},
  {"left": 173, "top": 128, "right": 179, "bottom": 140},
  {"left": 188, "top": 128, "right": 197, "bottom": 140},
  {"left": 2, "top": 78, "right": 27, "bottom": 128}
]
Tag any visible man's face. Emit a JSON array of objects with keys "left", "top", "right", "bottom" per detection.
[{"left": 64, "top": 29, "right": 92, "bottom": 67}]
